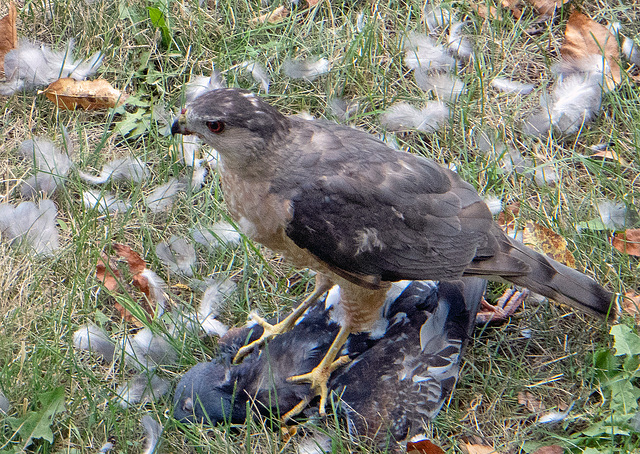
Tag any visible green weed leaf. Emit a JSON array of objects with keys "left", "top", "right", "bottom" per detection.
[
  {"left": 148, "top": 6, "right": 172, "bottom": 49},
  {"left": 7, "top": 387, "right": 65, "bottom": 449},
  {"left": 611, "top": 324, "right": 640, "bottom": 357}
]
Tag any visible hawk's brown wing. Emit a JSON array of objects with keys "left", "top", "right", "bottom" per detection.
[{"left": 271, "top": 120, "right": 498, "bottom": 284}]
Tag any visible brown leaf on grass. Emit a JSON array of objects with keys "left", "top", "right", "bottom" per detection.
[
  {"left": 532, "top": 445, "right": 565, "bottom": 454},
  {"left": 306, "top": 0, "right": 322, "bottom": 6},
  {"left": 497, "top": 203, "right": 521, "bottom": 236},
  {"left": 0, "top": 1, "right": 17, "bottom": 74},
  {"left": 43, "top": 78, "right": 127, "bottom": 110},
  {"left": 112, "top": 243, "right": 147, "bottom": 274},
  {"left": 96, "top": 244, "right": 158, "bottom": 325},
  {"left": 522, "top": 221, "right": 576, "bottom": 268},
  {"left": 498, "top": 207, "right": 575, "bottom": 267},
  {"left": 470, "top": 3, "right": 501, "bottom": 20},
  {"left": 561, "top": 11, "right": 621, "bottom": 90},
  {"left": 249, "top": 5, "right": 289, "bottom": 25},
  {"left": 612, "top": 229, "right": 640, "bottom": 256},
  {"left": 622, "top": 292, "right": 640, "bottom": 319},
  {"left": 96, "top": 253, "right": 122, "bottom": 292},
  {"left": 471, "top": 0, "right": 522, "bottom": 19},
  {"left": 518, "top": 391, "right": 545, "bottom": 413},
  {"left": 406, "top": 439, "right": 445, "bottom": 454},
  {"left": 501, "top": 0, "right": 523, "bottom": 18},
  {"left": 461, "top": 443, "right": 498, "bottom": 454},
  {"left": 590, "top": 148, "right": 629, "bottom": 166},
  {"left": 528, "top": 0, "right": 570, "bottom": 18}
]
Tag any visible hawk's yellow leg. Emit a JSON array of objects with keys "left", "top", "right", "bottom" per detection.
[
  {"left": 233, "top": 277, "right": 333, "bottom": 364},
  {"left": 284, "top": 324, "right": 351, "bottom": 420}
]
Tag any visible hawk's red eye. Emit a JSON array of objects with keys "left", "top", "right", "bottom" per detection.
[{"left": 206, "top": 121, "right": 225, "bottom": 134}]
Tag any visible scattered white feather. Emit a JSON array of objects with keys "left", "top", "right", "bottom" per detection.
[
  {"left": 597, "top": 200, "right": 628, "bottom": 229},
  {"left": 483, "top": 196, "right": 502, "bottom": 215},
  {"left": 73, "top": 324, "right": 116, "bottom": 361},
  {"left": 424, "top": 6, "right": 451, "bottom": 31},
  {"left": 328, "top": 97, "right": 359, "bottom": 122},
  {"left": 622, "top": 36, "right": 640, "bottom": 66},
  {"left": 239, "top": 60, "right": 270, "bottom": 93},
  {"left": 0, "top": 391, "right": 9, "bottom": 414},
  {"left": 173, "top": 135, "right": 204, "bottom": 167},
  {"left": 297, "top": 432, "right": 332, "bottom": 454},
  {"left": 490, "top": 77, "right": 535, "bottom": 94},
  {"left": 414, "top": 72, "right": 465, "bottom": 101},
  {"left": 83, "top": 190, "right": 131, "bottom": 214},
  {"left": 185, "top": 68, "right": 226, "bottom": 103},
  {"left": 18, "top": 138, "right": 73, "bottom": 198},
  {"left": 145, "top": 179, "right": 186, "bottom": 213},
  {"left": 502, "top": 147, "right": 531, "bottom": 174},
  {"left": 524, "top": 72, "right": 602, "bottom": 137},
  {"left": 0, "top": 38, "right": 102, "bottom": 94},
  {"left": 141, "top": 414, "right": 163, "bottom": 454},
  {"left": 533, "top": 163, "right": 558, "bottom": 187},
  {"left": 123, "top": 328, "right": 177, "bottom": 371},
  {"left": 447, "top": 22, "right": 474, "bottom": 59},
  {"left": 549, "top": 73, "right": 602, "bottom": 135},
  {"left": 98, "top": 442, "right": 114, "bottom": 453},
  {"left": 0, "top": 200, "right": 60, "bottom": 256},
  {"left": 197, "top": 279, "right": 234, "bottom": 336},
  {"left": 403, "top": 32, "right": 456, "bottom": 73},
  {"left": 155, "top": 236, "right": 196, "bottom": 277},
  {"left": 78, "top": 156, "right": 149, "bottom": 185},
  {"left": 190, "top": 221, "right": 242, "bottom": 250},
  {"left": 116, "top": 374, "right": 170, "bottom": 408},
  {"left": 355, "top": 12, "right": 367, "bottom": 33},
  {"left": 186, "top": 166, "right": 208, "bottom": 191},
  {"left": 138, "top": 269, "right": 168, "bottom": 313},
  {"left": 379, "top": 102, "right": 449, "bottom": 132},
  {"left": 538, "top": 403, "right": 574, "bottom": 424},
  {"left": 282, "top": 57, "right": 330, "bottom": 81}
]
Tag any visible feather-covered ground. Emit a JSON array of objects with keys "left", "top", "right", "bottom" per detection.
[{"left": 0, "top": 0, "right": 639, "bottom": 452}]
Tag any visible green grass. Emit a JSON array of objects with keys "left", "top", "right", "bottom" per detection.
[{"left": 1, "top": 0, "right": 640, "bottom": 452}]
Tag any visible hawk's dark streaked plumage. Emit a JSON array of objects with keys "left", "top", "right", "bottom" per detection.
[{"left": 171, "top": 88, "right": 616, "bottom": 414}]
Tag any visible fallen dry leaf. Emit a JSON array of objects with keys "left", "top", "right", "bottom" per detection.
[
  {"left": 497, "top": 203, "right": 521, "bottom": 236},
  {"left": 518, "top": 391, "right": 545, "bottom": 413},
  {"left": 0, "top": 2, "right": 17, "bottom": 74},
  {"left": 470, "top": 3, "right": 502, "bottom": 20},
  {"left": 561, "top": 11, "right": 621, "bottom": 90},
  {"left": 95, "top": 244, "right": 159, "bottom": 325},
  {"left": 471, "top": 0, "right": 522, "bottom": 19},
  {"left": 461, "top": 443, "right": 498, "bottom": 454},
  {"left": 43, "top": 78, "right": 127, "bottom": 110},
  {"left": 112, "top": 243, "right": 147, "bottom": 275},
  {"left": 498, "top": 206, "right": 575, "bottom": 267},
  {"left": 96, "top": 253, "right": 122, "bottom": 292},
  {"left": 528, "top": 0, "right": 570, "bottom": 18},
  {"left": 612, "top": 229, "right": 640, "bottom": 256},
  {"left": 590, "top": 148, "right": 629, "bottom": 166},
  {"left": 306, "top": 0, "right": 322, "bottom": 6},
  {"left": 522, "top": 221, "right": 576, "bottom": 268},
  {"left": 250, "top": 5, "right": 289, "bottom": 25},
  {"left": 622, "top": 292, "right": 640, "bottom": 319},
  {"left": 407, "top": 439, "right": 446, "bottom": 454},
  {"left": 532, "top": 445, "right": 565, "bottom": 454},
  {"left": 501, "top": 0, "right": 523, "bottom": 18}
]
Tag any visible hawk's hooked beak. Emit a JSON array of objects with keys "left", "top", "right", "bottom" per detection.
[{"left": 171, "top": 110, "right": 191, "bottom": 136}]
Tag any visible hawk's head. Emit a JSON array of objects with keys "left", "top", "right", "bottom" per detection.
[{"left": 172, "top": 88, "right": 290, "bottom": 169}]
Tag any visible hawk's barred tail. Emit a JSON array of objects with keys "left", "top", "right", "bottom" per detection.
[{"left": 501, "top": 232, "right": 617, "bottom": 320}]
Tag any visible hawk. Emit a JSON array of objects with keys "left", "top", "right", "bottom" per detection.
[{"left": 171, "top": 88, "right": 615, "bottom": 415}]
